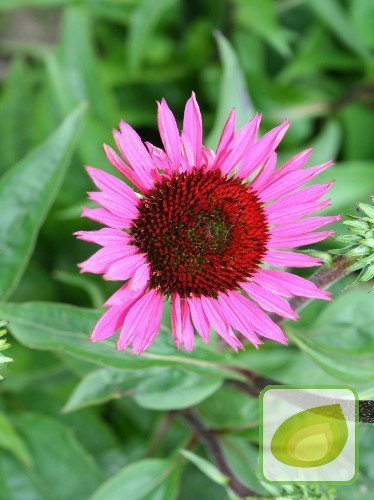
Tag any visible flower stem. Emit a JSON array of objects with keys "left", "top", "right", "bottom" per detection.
[{"left": 181, "top": 409, "right": 260, "bottom": 498}]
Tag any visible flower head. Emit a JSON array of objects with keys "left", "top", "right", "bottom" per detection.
[{"left": 76, "top": 93, "right": 338, "bottom": 353}]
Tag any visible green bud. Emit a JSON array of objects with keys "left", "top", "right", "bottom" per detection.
[
  {"left": 364, "top": 238, "right": 374, "bottom": 248},
  {"left": 331, "top": 197, "right": 374, "bottom": 288},
  {"left": 357, "top": 202, "right": 374, "bottom": 219},
  {"left": 359, "top": 264, "right": 374, "bottom": 282},
  {"left": 346, "top": 245, "right": 370, "bottom": 257},
  {"left": 335, "top": 234, "right": 360, "bottom": 244}
]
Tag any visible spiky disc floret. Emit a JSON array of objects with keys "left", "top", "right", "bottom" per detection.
[{"left": 130, "top": 168, "right": 268, "bottom": 297}]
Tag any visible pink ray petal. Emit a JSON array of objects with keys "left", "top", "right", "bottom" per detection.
[
  {"left": 218, "top": 293, "right": 262, "bottom": 347},
  {"left": 276, "top": 148, "right": 313, "bottom": 175},
  {"left": 114, "top": 122, "right": 159, "bottom": 190},
  {"left": 264, "top": 251, "right": 322, "bottom": 268},
  {"left": 240, "top": 282, "right": 298, "bottom": 319},
  {"left": 215, "top": 108, "right": 235, "bottom": 160},
  {"left": 171, "top": 294, "right": 195, "bottom": 351},
  {"left": 88, "top": 191, "right": 138, "bottom": 220},
  {"left": 104, "top": 277, "right": 148, "bottom": 306},
  {"left": 270, "top": 216, "right": 340, "bottom": 237},
  {"left": 216, "top": 113, "right": 262, "bottom": 175},
  {"left": 227, "top": 291, "right": 287, "bottom": 344},
  {"left": 202, "top": 147, "right": 216, "bottom": 170},
  {"left": 171, "top": 293, "right": 183, "bottom": 349},
  {"left": 259, "top": 148, "right": 312, "bottom": 191},
  {"left": 258, "top": 161, "right": 333, "bottom": 202},
  {"left": 237, "top": 120, "right": 289, "bottom": 179},
  {"left": 146, "top": 142, "right": 172, "bottom": 173},
  {"left": 81, "top": 207, "right": 132, "bottom": 229},
  {"left": 157, "top": 98, "right": 181, "bottom": 169},
  {"left": 85, "top": 166, "right": 139, "bottom": 205},
  {"left": 74, "top": 228, "right": 132, "bottom": 247},
  {"left": 255, "top": 269, "right": 331, "bottom": 300},
  {"left": 187, "top": 297, "right": 210, "bottom": 343},
  {"left": 268, "top": 230, "right": 335, "bottom": 249},
  {"left": 200, "top": 296, "right": 243, "bottom": 351},
  {"left": 78, "top": 245, "right": 137, "bottom": 274},
  {"left": 181, "top": 300, "right": 194, "bottom": 352},
  {"left": 90, "top": 300, "right": 137, "bottom": 342},
  {"left": 116, "top": 289, "right": 164, "bottom": 353},
  {"left": 104, "top": 252, "right": 147, "bottom": 281},
  {"left": 252, "top": 269, "right": 295, "bottom": 297},
  {"left": 181, "top": 92, "right": 203, "bottom": 168},
  {"left": 103, "top": 144, "right": 146, "bottom": 193},
  {"left": 265, "top": 199, "right": 331, "bottom": 225},
  {"left": 250, "top": 152, "right": 277, "bottom": 191}
]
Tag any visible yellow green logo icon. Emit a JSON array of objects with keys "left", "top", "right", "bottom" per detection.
[{"left": 270, "top": 404, "right": 348, "bottom": 468}]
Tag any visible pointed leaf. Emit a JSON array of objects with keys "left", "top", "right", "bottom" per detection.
[{"left": 0, "top": 104, "right": 86, "bottom": 300}]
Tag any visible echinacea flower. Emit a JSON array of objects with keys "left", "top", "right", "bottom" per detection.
[{"left": 75, "top": 93, "right": 338, "bottom": 354}]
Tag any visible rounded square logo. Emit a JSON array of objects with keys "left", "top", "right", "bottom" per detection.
[{"left": 259, "top": 386, "right": 358, "bottom": 484}]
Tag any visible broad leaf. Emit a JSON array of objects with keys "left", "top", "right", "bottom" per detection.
[
  {"left": 287, "top": 290, "right": 374, "bottom": 383},
  {"left": 12, "top": 413, "right": 103, "bottom": 499},
  {"left": 0, "top": 302, "right": 243, "bottom": 380},
  {"left": 0, "top": 412, "right": 31, "bottom": 467},
  {"left": 180, "top": 450, "right": 228, "bottom": 485},
  {"left": 63, "top": 368, "right": 156, "bottom": 413},
  {"left": 135, "top": 368, "right": 223, "bottom": 410},
  {"left": 0, "top": 104, "right": 86, "bottom": 300},
  {"left": 91, "top": 458, "right": 180, "bottom": 500}
]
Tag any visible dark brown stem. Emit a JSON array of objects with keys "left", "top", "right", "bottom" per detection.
[{"left": 181, "top": 410, "right": 259, "bottom": 498}]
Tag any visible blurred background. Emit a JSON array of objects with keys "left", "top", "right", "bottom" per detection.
[{"left": 0, "top": 1, "right": 373, "bottom": 499}]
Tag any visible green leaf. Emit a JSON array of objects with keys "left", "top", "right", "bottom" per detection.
[
  {"left": 63, "top": 368, "right": 155, "bottom": 413},
  {"left": 0, "top": 104, "right": 86, "bottom": 300},
  {"left": 0, "top": 452, "right": 41, "bottom": 500},
  {"left": 180, "top": 449, "right": 228, "bottom": 485},
  {"left": 0, "top": 302, "right": 243, "bottom": 380},
  {"left": 307, "top": 0, "right": 372, "bottom": 60},
  {"left": 0, "top": 412, "right": 32, "bottom": 467},
  {"left": 358, "top": 202, "right": 374, "bottom": 219},
  {"left": 207, "top": 32, "right": 255, "bottom": 149},
  {"left": 222, "top": 436, "right": 268, "bottom": 495},
  {"left": 91, "top": 458, "right": 180, "bottom": 500},
  {"left": 127, "top": 0, "right": 177, "bottom": 71},
  {"left": 135, "top": 368, "right": 223, "bottom": 410},
  {"left": 287, "top": 290, "right": 374, "bottom": 383},
  {"left": 13, "top": 413, "right": 103, "bottom": 499},
  {"left": 0, "top": 58, "right": 32, "bottom": 173}
]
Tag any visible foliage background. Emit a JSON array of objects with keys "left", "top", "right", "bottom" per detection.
[{"left": 0, "top": 0, "right": 373, "bottom": 498}]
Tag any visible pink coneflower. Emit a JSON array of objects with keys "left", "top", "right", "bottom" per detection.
[{"left": 75, "top": 93, "right": 338, "bottom": 354}]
